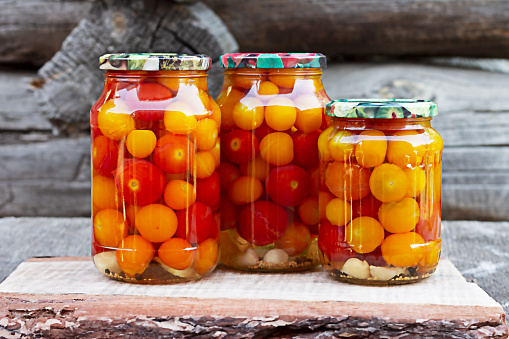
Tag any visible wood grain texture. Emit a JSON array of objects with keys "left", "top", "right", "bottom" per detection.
[
  {"left": 0, "top": 293, "right": 506, "bottom": 338},
  {"left": 0, "top": 0, "right": 93, "bottom": 65},
  {"left": 4, "top": 0, "right": 509, "bottom": 64},
  {"left": 35, "top": 0, "right": 237, "bottom": 134},
  {"left": 204, "top": 0, "right": 509, "bottom": 58},
  {"left": 0, "top": 69, "right": 52, "bottom": 131},
  {"left": 0, "top": 257, "right": 506, "bottom": 338}
]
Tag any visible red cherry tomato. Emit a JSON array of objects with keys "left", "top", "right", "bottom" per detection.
[
  {"left": 253, "top": 121, "right": 275, "bottom": 141},
  {"left": 220, "top": 195, "right": 240, "bottom": 231},
  {"left": 115, "top": 159, "right": 166, "bottom": 206},
  {"left": 153, "top": 134, "right": 195, "bottom": 174},
  {"left": 196, "top": 171, "right": 220, "bottom": 211},
  {"left": 222, "top": 129, "right": 259, "bottom": 165},
  {"left": 356, "top": 245, "right": 387, "bottom": 267},
  {"left": 351, "top": 193, "right": 383, "bottom": 219},
  {"left": 266, "top": 165, "right": 311, "bottom": 207},
  {"left": 237, "top": 200, "right": 288, "bottom": 246},
  {"left": 174, "top": 202, "right": 213, "bottom": 244},
  {"left": 292, "top": 130, "right": 320, "bottom": 170},
  {"left": 219, "top": 162, "right": 241, "bottom": 193},
  {"left": 318, "top": 221, "right": 355, "bottom": 262},
  {"left": 126, "top": 82, "right": 173, "bottom": 122},
  {"left": 92, "top": 135, "right": 120, "bottom": 176}
]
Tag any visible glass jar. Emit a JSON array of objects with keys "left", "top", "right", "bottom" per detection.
[
  {"left": 217, "top": 53, "right": 330, "bottom": 272},
  {"left": 90, "top": 53, "right": 220, "bottom": 284},
  {"left": 318, "top": 99, "right": 442, "bottom": 285}
]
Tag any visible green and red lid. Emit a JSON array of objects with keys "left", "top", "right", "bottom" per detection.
[
  {"left": 99, "top": 53, "right": 212, "bottom": 71},
  {"left": 220, "top": 53, "right": 326, "bottom": 69},
  {"left": 325, "top": 99, "right": 438, "bottom": 119}
]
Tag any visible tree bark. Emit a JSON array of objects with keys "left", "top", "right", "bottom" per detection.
[{"left": 34, "top": 0, "right": 237, "bottom": 134}]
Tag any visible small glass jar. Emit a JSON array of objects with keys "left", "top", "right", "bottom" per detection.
[
  {"left": 318, "top": 99, "right": 442, "bottom": 285},
  {"left": 217, "top": 53, "right": 330, "bottom": 272},
  {"left": 90, "top": 53, "right": 220, "bottom": 284}
]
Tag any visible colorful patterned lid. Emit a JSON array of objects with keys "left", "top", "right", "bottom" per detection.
[
  {"left": 325, "top": 99, "right": 438, "bottom": 119},
  {"left": 220, "top": 53, "right": 326, "bottom": 69},
  {"left": 99, "top": 53, "right": 212, "bottom": 71}
]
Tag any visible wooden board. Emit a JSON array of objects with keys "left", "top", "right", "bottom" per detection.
[
  {"left": 4, "top": 0, "right": 509, "bottom": 64},
  {"left": 0, "top": 257, "right": 507, "bottom": 338}
]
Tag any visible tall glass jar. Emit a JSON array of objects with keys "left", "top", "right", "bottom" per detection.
[
  {"left": 318, "top": 99, "right": 442, "bottom": 284},
  {"left": 90, "top": 53, "right": 220, "bottom": 284},
  {"left": 217, "top": 53, "right": 330, "bottom": 272}
]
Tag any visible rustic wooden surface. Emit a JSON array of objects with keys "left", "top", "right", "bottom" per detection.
[
  {"left": 0, "top": 0, "right": 93, "bottom": 65},
  {"left": 0, "top": 218, "right": 507, "bottom": 321},
  {"left": 4, "top": 0, "right": 509, "bottom": 62},
  {"left": 35, "top": 0, "right": 237, "bottom": 134},
  {"left": 0, "top": 257, "right": 507, "bottom": 338}
]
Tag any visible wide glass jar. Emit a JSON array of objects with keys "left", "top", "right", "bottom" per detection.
[
  {"left": 90, "top": 53, "right": 220, "bottom": 284},
  {"left": 217, "top": 53, "right": 330, "bottom": 272},
  {"left": 318, "top": 99, "right": 442, "bottom": 285}
]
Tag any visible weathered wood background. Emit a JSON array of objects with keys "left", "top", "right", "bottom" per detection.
[{"left": 1, "top": 0, "right": 509, "bottom": 221}]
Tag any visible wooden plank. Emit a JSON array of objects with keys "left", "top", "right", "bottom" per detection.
[
  {"left": 4, "top": 1, "right": 509, "bottom": 63},
  {"left": 0, "top": 69, "right": 52, "bottom": 131},
  {"left": 0, "top": 181, "right": 90, "bottom": 217},
  {"left": 0, "top": 0, "right": 92, "bottom": 65},
  {"left": 0, "top": 217, "right": 89, "bottom": 283},
  {"left": 35, "top": 0, "right": 237, "bottom": 134},
  {"left": 442, "top": 221, "right": 509, "bottom": 318},
  {"left": 0, "top": 257, "right": 506, "bottom": 338}
]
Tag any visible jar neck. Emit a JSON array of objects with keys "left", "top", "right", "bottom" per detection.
[
  {"left": 104, "top": 70, "right": 207, "bottom": 82},
  {"left": 331, "top": 117, "right": 432, "bottom": 131},
  {"left": 224, "top": 68, "right": 323, "bottom": 77}
]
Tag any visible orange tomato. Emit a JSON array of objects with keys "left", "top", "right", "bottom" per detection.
[
  {"left": 274, "top": 221, "right": 311, "bottom": 257},
  {"left": 369, "top": 163, "right": 408, "bottom": 203},
  {"left": 191, "top": 118, "right": 218, "bottom": 151},
  {"left": 216, "top": 88, "right": 246, "bottom": 131},
  {"left": 209, "top": 99, "right": 222, "bottom": 128},
  {"left": 116, "top": 235, "right": 155, "bottom": 277},
  {"left": 268, "top": 71, "right": 299, "bottom": 88},
  {"left": 404, "top": 166, "right": 426, "bottom": 197},
  {"left": 126, "top": 130, "right": 157, "bottom": 158},
  {"left": 387, "top": 130, "right": 427, "bottom": 168},
  {"left": 210, "top": 137, "right": 221, "bottom": 168},
  {"left": 93, "top": 209, "right": 128, "bottom": 248},
  {"left": 158, "top": 238, "right": 195, "bottom": 270},
  {"left": 193, "top": 151, "right": 216, "bottom": 179},
  {"left": 265, "top": 97, "right": 297, "bottom": 131},
  {"left": 239, "top": 155, "right": 271, "bottom": 181},
  {"left": 325, "top": 161, "right": 371, "bottom": 200},
  {"left": 135, "top": 204, "right": 178, "bottom": 243},
  {"left": 381, "top": 232, "right": 425, "bottom": 267},
  {"left": 318, "top": 126, "right": 334, "bottom": 163},
  {"left": 164, "top": 180, "right": 196, "bottom": 210},
  {"left": 328, "top": 129, "right": 356, "bottom": 162},
  {"left": 325, "top": 198, "right": 352, "bottom": 226},
  {"left": 257, "top": 81, "right": 279, "bottom": 96},
  {"left": 419, "top": 239, "right": 441, "bottom": 268},
  {"left": 228, "top": 176, "right": 263, "bottom": 205},
  {"left": 345, "top": 216, "right": 385, "bottom": 254},
  {"left": 354, "top": 130, "right": 387, "bottom": 168},
  {"left": 232, "top": 97, "right": 265, "bottom": 130},
  {"left": 192, "top": 238, "right": 219, "bottom": 276},
  {"left": 260, "top": 132, "right": 294, "bottom": 166},
  {"left": 97, "top": 99, "right": 134, "bottom": 140},
  {"left": 298, "top": 197, "right": 319, "bottom": 226},
  {"left": 378, "top": 197, "right": 420, "bottom": 233},
  {"left": 294, "top": 94, "right": 323, "bottom": 133},
  {"left": 92, "top": 175, "right": 120, "bottom": 210},
  {"left": 164, "top": 101, "right": 197, "bottom": 135}
]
